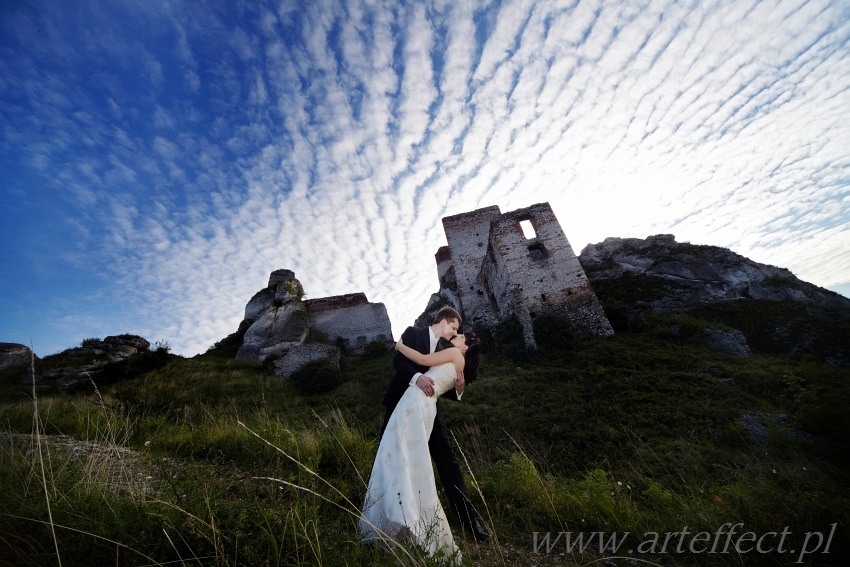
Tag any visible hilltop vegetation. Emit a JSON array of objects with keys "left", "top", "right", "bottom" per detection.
[{"left": 1, "top": 304, "right": 848, "bottom": 565}]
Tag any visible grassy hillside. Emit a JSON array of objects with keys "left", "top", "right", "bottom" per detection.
[{"left": 1, "top": 318, "right": 848, "bottom": 566}]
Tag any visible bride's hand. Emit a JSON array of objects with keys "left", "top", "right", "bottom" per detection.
[{"left": 454, "top": 370, "right": 465, "bottom": 395}]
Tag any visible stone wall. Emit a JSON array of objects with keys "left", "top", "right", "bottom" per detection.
[
  {"left": 482, "top": 203, "right": 613, "bottom": 338},
  {"left": 441, "top": 206, "right": 502, "bottom": 323},
  {"left": 435, "top": 246, "right": 454, "bottom": 286},
  {"left": 308, "top": 300, "right": 392, "bottom": 352},
  {"left": 305, "top": 293, "right": 369, "bottom": 312}
]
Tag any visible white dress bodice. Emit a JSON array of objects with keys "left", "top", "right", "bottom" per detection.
[{"left": 423, "top": 362, "right": 457, "bottom": 399}]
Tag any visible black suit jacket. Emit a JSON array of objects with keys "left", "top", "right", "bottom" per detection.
[{"left": 382, "top": 325, "right": 459, "bottom": 411}]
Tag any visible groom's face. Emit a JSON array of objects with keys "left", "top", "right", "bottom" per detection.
[{"left": 438, "top": 318, "right": 460, "bottom": 341}]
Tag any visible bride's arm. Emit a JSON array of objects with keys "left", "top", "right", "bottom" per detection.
[{"left": 395, "top": 340, "right": 463, "bottom": 368}]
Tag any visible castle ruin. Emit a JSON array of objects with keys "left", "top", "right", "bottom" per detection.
[{"left": 424, "top": 203, "right": 613, "bottom": 345}]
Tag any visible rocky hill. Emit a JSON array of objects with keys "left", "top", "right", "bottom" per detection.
[
  {"left": 0, "top": 335, "right": 174, "bottom": 393},
  {"left": 209, "top": 269, "right": 393, "bottom": 378},
  {"left": 415, "top": 233, "right": 848, "bottom": 365},
  {"left": 579, "top": 234, "right": 849, "bottom": 366}
]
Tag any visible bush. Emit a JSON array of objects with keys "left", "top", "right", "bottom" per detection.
[
  {"left": 359, "top": 340, "right": 390, "bottom": 359},
  {"left": 492, "top": 315, "right": 530, "bottom": 360},
  {"left": 532, "top": 313, "right": 578, "bottom": 351},
  {"left": 205, "top": 320, "right": 251, "bottom": 358},
  {"left": 289, "top": 361, "right": 341, "bottom": 395},
  {"left": 471, "top": 321, "right": 494, "bottom": 353},
  {"left": 94, "top": 348, "right": 177, "bottom": 386},
  {"left": 307, "top": 328, "right": 331, "bottom": 345},
  {"left": 283, "top": 278, "right": 305, "bottom": 300},
  {"left": 260, "top": 354, "right": 281, "bottom": 375}
]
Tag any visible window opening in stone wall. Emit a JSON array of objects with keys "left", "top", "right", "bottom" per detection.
[
  {"left": 519, "top": 219, "right": 536, "bottom": 239},
  {"left": 528, "top": 242, "right": 547, "bottom": 262}
]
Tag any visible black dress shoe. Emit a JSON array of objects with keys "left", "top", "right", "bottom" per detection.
[{"left": 467, "top": 517, "right": 490, "bottom": 541}]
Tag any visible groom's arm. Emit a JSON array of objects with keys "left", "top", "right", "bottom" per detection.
[{"left": 393, "top": 326, "right": 426, "bottom": 386}]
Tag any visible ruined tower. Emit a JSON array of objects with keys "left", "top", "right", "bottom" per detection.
[{"left": 433, "top": 203, "right": 613, "bottom": 345}]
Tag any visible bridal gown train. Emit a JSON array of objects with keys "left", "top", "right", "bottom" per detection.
[{"left": 359, "top": 362, "right": 461, "bottom": 561}]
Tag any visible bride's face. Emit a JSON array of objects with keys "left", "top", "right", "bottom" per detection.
[{"left": 450, "top": 334, "right": 468, "bottom": 353}]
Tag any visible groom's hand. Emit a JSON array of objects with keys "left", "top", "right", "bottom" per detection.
[{"left": 416, "top": 375, "right": 436, "bottom": 397}]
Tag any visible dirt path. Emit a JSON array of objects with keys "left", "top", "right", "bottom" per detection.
[{"left": 3, "top": 432, "right": 173, "bottom": 498}]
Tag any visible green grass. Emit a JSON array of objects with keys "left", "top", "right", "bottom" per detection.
[{"left": 1, "top": 328, "right": 848, "bottom": 565}]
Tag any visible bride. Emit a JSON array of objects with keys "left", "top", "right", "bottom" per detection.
[{"left": 359, "top": 332, "right": 481, "bottom": 561}]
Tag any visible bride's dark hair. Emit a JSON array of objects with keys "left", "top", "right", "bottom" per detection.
[{"left": 462, "top": 331, "right": 481, "bottom": 384}]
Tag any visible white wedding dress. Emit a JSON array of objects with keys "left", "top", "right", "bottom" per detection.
[{"left": 359, "top": 362, "right": 461, "bottom": 562}]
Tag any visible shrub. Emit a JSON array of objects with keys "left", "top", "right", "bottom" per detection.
[
  {"left": 284, "top": 278, "right": 305, "bottom": 300},
  {"left": 260, "top": 354, "right": 282, "bottom": 375},
  {"left": 471, "top": 321, "right": 494, "bottom": 353},
  {"left": 205, "top": 319, "right": 250, "bottom": 358},
  {"left": 359, "top": 340, "right": 390, "bottom": 359},
  {"left": 492, "top": 315, "right": 530, "bottom": 360},
  {"left": 94, "top": 348, "right": 177, "bottom": 386},
  {"left": 532, "top": 313, "right": 577, "bottom": 351},
  {"left": 289, "top": 361, "right": 341, "bottom": 395},
  {"left": 644, "top": 312, "right": 718, "bottom": 340},
  {"left": 307, "top": 328, "right": 331, "bottom": 345}
]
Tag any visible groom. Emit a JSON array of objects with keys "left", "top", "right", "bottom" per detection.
[{"left": 380, "top": 306, "right": 490, "bottom": 541}]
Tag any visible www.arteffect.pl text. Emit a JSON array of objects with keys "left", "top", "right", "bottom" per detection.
[{"left": 532, "top": 522, "right": 838, "bottom": 564}]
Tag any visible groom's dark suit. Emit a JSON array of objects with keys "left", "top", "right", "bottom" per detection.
[{"left": 381, "top": 325, "right": 481, "bottom": 532}]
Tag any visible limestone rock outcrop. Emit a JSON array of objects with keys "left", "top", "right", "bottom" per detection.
[
  {"left": 0, "top": 343, "right": 36, "bottom": 378},
  {"left": 700, "top": 328, "right": 750, "bottom": 357},
  {"left": 579, "top": 235, "right": 848, "bottom": 312},
  {"left": 236, "top": 270, "right": 310, "bottom": 360},
  {"left": 580, "top": 234, "right": 849, "bottom": 365},
  {"left": 274, "top": 344, "right": 341, "bottom": 378},
  {"left": 93, "top": 335, "right": 151, "bottom": 359},
  {"left": 23, "top": 335, "right": 152, "bottom": 392},
  {"left": 232, "top": 270, "right": 393, "bottom": 369}
]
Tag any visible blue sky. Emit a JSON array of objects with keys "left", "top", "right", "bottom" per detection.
[{"left": 1, "top": 0, "right": 848, "bottom": 357}]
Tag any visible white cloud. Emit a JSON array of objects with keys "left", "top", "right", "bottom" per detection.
[{"left": 2, "top": 0, "right": 848, "bottom": 356}]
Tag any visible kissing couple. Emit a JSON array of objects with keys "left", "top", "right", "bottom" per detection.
[{"left": 359, "top": 306, "right": 489, "bottom": 561}]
